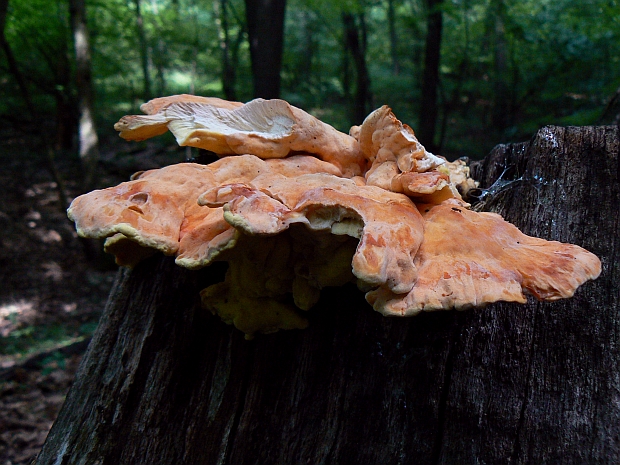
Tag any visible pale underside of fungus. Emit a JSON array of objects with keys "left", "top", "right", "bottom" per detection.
[{"left": 68, "top": 95, "right": 602, "bottom": 338}]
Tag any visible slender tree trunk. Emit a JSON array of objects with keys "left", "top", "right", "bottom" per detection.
[
  {"left": 35, "top": 126, "right": 620, "bottom": 464},
  {"left": 342, "top": 11, "right": 372, "bottom": 125},
  {"left": 218, "top": 0, "right": 243, "bottom": 101},
  {"left": 69, "top": 0, "right": 99, "bottom": 190},
  {"left": 219, "top": 0, "right": 233, "bottom": 100},
  {"left": 53, "top": 51, "right": 76, "bottom": 152},
  {"left": 418, "top": 0, "right": 443, "bottom": 153},
  {"left": 133, "top": 0, "right": 151, "bottom": 101},
  {"left": 244, "top": 0, "right": 286, "bottom": 99}
]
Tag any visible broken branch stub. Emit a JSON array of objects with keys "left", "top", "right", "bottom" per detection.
[{"left": 66, "top": 96, "right": 603, "bottom": 338}]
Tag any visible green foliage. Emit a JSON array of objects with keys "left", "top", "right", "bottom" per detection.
[
  {"left": 1, "top": 0, "right": 71, "bottom": 117},
  {"left": 2, "top": 0, "right": 619, "bottom": 159}
]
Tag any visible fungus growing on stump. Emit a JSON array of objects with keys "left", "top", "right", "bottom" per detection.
[
  {"left": 114, "top": 95, "right": 366, "bottom": 177},
  {"left": 68, "top": 95, "right": 602, "bottom": 339}
]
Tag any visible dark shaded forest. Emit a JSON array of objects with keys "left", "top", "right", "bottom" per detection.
[{"left": 0, "top": 0, "right": 619, "bottom": 462}]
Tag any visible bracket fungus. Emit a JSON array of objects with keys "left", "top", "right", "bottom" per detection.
[
  {"left": 69, "top": 95, "right": 602, "bottom": 339},
  {"left": 114, "top": 95, "right": 366, "bottom": 177}
]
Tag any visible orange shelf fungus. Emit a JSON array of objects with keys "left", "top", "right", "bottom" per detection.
[
  {"left": 69, "top": 95, "right": 602, "bottom": 339},
  {"left": 114, "top": 96, "right": 365, "bottom": 177}
]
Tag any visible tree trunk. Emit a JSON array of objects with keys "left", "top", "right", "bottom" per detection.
[
  {"left": 217, "top": 0, "right": 244, "bottom": 101},
  {"left": 134, "top": 0, "right": 151, "bottom": 101},
  {"left": 342, "top": 11, "right": 372, "bottom": 125},
  {"left": 244, "top": 0, "right": 286, "bottom": 99},
  {"left": 418, "top": 0, "right": 443, "bottom": 153},
  {"left": 43, "top": 25, "right": 78, "bottom": 154},
  {"left": 35, "top": 126, "right": 620, "bottom": 464},
  {"left": 69, "top": 0, "right": 99, "bottom": 190}
]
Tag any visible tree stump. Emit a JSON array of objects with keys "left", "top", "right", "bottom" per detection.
[{"left": 35, "top": 126, "right": 619, "bottom": 464}]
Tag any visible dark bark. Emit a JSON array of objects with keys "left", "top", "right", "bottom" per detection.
[
  {"left": 342, "top": 11, "right": 372, "bottom": 125},
  {"left": 418, "top": 0, "right": 443, "bottom": 153},
  {"left": 244, "top": 0, "right": 286, "bottom": 99},
  {"left": 219, "top": 0, "right": 235, "bottom": 100},
  {"left": 36, "top": 126, "right": 620, "bottom": 464},
  {"left": 133, "top": 0, "right": 151, "bottom": 101},
  {"left": 218, "top": 0, "right": 244, "bottom": 101},
  {"left": 53, "top": 58, "right": 76, "bottom": 152}
]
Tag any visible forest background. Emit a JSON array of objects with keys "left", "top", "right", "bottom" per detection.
[
  {"left": 0, "top": 0, "right": 619, "bottom": 462},
  {"left": 3, "top": 0, "right": 620, "bottom": 162}
]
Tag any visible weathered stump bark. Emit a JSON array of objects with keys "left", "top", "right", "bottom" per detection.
[{"left": 36, "top": 126, "right": 620, "bottom": 464}]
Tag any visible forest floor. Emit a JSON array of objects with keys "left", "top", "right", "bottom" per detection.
[{"left": 0, "top": 131, "right": 185, "bottom": 464}]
